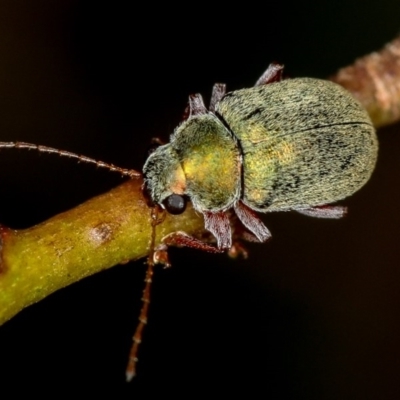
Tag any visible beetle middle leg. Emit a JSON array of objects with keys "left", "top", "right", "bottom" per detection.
[{"left": 234, "top": 201, "right": 272, "bottom": 242}]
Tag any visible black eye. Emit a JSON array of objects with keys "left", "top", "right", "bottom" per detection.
[{"left": 163, "top": 194, "right": 187, "bottom": 215}]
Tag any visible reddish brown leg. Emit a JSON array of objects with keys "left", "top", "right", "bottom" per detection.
[
  {"left": 162, "top": 231, "right": 223, "bottom": 253},
  {"left": 203, "top": 210, "right": 232, "bottom": 250},
  {"left": 210, "top": 83, "right": 226, "bottom": 112},
  {"left": 226, "top": 212, "right": 263, "bottom": 259},
  {"left": 188, "top": 93, "right": 208, "bottom": 116},
  {"left": 182, "top": 93, "right": 208, "bottom": 121},
  {"left": 255, "top": 63, "right": 284, "bottom": 86},
  {"left": 152, "top": 243, "right": 172, "bottom": 267},
  {"left": 234, "top": 201, "right": 271, "bottom": 243},
  {"left": 296, "top": 205, "right": 347, "bottom": 219}
]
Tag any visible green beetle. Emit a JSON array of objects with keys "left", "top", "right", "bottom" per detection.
[{"left": 143, "top": 64, "right": 378, "bottom": 249}]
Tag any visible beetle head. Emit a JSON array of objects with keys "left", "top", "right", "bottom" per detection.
[{"left": 143, "top": 144, "right": 188, "bottom": 214}]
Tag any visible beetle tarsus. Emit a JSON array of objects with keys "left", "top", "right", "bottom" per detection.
[{"left": 152, "top": 243, "right": 172, "bottom": 267}]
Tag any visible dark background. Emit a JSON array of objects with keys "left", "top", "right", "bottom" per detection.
[{"left": 0, "top": 1, "right": 399, "bottom": 398}]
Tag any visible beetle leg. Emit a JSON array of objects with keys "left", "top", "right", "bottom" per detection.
[
  {"left": 203, "top": 210, "right": 232, "bottom": 249},
  {"left": 182, "top": 93, "right": 208, "bottom": 121},
  {"left": 296, "top": 205, "right": 348, "bottom": 219},
  {"left": 152, "top": 243, "right": 172, "bottom": 268},
  {"left": 234, "top": 201, "right": 272, "bottom": 243},
  {"left": 209, "top": 83, "right": 226, "bottom": 112},
  {"left": 255, "top": 63, "right": 284, "bottom": 86},
  {"left": 162, "top": 231, "right": 224, "bottom": 253},
  {"left": 189, "top": 93, "right": 208, "bottom": 116}
]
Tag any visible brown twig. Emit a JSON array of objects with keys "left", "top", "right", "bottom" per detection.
[{"left": 330, "top": 36, "right": 400, "bottom": 128}]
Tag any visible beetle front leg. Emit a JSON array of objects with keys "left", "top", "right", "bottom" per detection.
[
  {"left": 161, "top": 231, "right": 224, "bottom": 253},
  {"left": 203, "top": 210, "right": 232, "bottom": 250}
]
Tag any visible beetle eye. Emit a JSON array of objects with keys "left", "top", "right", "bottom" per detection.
[{"left": 162, "top": 194, "right": 187, "bottom": 215}]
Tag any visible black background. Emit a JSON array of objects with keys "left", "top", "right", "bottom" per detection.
[{"left": 0, "top": 1, "right": 400, "bottom": 398}]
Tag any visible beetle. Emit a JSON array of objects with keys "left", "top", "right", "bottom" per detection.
[{"left": 143, "top": 63, "right": 378, "bottom": 250}]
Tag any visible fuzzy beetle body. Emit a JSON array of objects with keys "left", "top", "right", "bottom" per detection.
[
  {"left": 217, "top": 78, "right": 377, "bottom": 212},
  {"left": 143, "top": 65, "right": 378, "bottom": 250}
]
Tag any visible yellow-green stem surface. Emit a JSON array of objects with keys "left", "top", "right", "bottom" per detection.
[{"left": 0, "top": 178, "right": 204, "bottom": 325}]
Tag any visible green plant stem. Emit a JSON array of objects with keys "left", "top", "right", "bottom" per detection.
[{"left": 0, "top": 178, "right": 205, "bottom": 325}]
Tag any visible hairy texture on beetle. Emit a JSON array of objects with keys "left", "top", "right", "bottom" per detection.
[
  {"left": 143, "top": 145, "right": 186, "bottom": 204},
  {"left": 143, "top": 74, "right": 377, "bottom": 249},
  {"left": 161, "top": 113, "right": 241, "bottom": 212},
  {"left": 217, "top": 78, "right": 378, "bottom": 211}
]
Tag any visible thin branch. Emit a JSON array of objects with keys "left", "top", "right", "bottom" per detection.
[{"left": 330, "top": 36, "right": 400, "bottom": 128}]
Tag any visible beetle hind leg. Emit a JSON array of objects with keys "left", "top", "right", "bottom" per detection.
[
  {"left": 296, "top": 205, "right": 348, "bottom": 219},
  {"left": 210, "top": 83, "right": 227, "bottom": 112},
  {"left": 255, "top": 63, "right": 284, "bottom": 86},
  {"left": 234, "top": 201, "right": 272, "bottom": 243}
]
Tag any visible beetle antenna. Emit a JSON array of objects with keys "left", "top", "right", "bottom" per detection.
[
  {"left": 0, "top": 141, "right": 139, "bottom": 178},
  {"left": 125, "top": 205, "right": 163, "bottom": 381}
]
